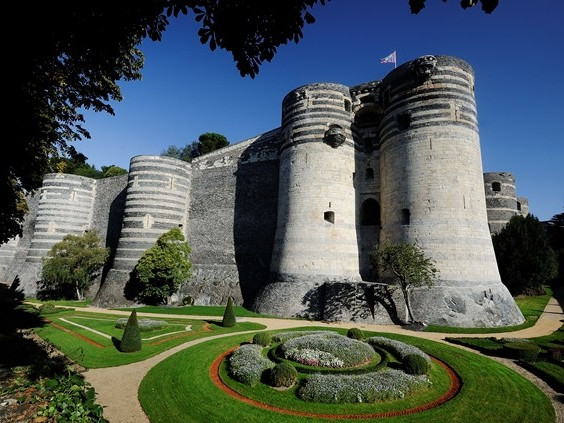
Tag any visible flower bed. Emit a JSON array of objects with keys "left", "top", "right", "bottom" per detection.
[
  {"left": 279, "top": 332, "right": 376, "bottom": 368},
  {"left": 115, "top": 318, "right": 168, "bottom": 332},
  {"left": 229, "top": 344, "right": 275, "bottom": 386},
  {"left": 298, "top": 369, "right": 432, "bottom": 403},
  {"left": 367, "top": 336, "right": 431, "bottom": 365}
]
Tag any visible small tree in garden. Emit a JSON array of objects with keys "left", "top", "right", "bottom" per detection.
[
  {"left": 131, "top": 227, "right": 192, "bottom": 305},
  {"left": 41, "top": 230, "right": 109, "bottom": 300},
  {"left": 120, "top": 310, "right": 141, "bottom": 352},
  {"left": 222, "top": 296, "right": 236, "bottom": 327},
  {"left": 371, "top": 242, "right": 439, "bottom": 324}
]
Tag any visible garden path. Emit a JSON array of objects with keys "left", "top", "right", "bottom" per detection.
[{"left": 80, "top": 297, "right": 564, "bottom": 423}]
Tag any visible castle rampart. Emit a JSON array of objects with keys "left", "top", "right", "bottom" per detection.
[{"left": 0, "top": 55, "right": 528, "bottom": 327}]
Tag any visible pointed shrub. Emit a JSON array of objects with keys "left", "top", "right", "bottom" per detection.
[
  {"left": 222, "top": 296, "right": 236, "bottom": 327},
  {"left": 120, "top": 310, "right": 141, "bottom": 352}
]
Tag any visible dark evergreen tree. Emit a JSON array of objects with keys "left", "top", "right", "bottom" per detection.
[
  {"left": 492, "top": 214, "right": 558, "bottom": 296},
  {"left": 120, "top": 310, "right": 142, "bottom": 353},
  {"left": 547, "top": 210, "right": 564, "bottom": 284},
  {"left": 221, "top": 296, "right": 236, "bottom": 327}
]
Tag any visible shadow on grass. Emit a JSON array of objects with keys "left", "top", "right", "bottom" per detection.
[{"left": 111, "top": 336, "right": 122, "bottom": 351}]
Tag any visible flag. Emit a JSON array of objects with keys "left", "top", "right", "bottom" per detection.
[{"left": 380, "top": 51, "right": 396, "bottom": 65}]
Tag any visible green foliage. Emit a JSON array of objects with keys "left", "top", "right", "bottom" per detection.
[
  {"left": 269, "top": 362, "right": 298, "bottom": 388},
  {"left": 347, "top": 327, "right": 364, "bottom": 340},
  {"left": 222, "top": 296, "right": 236, "bottom": 327},
  {"left": 409, "top": 0, "right": 499, "bottom": 14},
  {"left": 162, "top": 133, "right": 229, "bottom": 162},
  {"left": 40, "top": 230, "right": 109, "bottom": 300},
  {"left": 403, "top": 353, "right": 431, "bottom": 375},
  {"left": 182, "top": 296, "right": 194, "bottom": 306},
  {"left": 547, "top": 210, "right": 564, "bottom": 284},
  {"left": 252, "top": 332, "right": 272, "bottom": 347},
  {"left": 39, "top": 303, "right": 58, "bottom": 314},
  {"left": 371, "top": 242, "right": 439, "bottom": 323},
  {"left": 101, "top": 165, "right": 128, "bottom": 178},
  {"left": 120, "top": 310, "right": 142, "bottom": 353},
  {"left": 502, "top": 342, "right": 541, "bottom": 363},
  {"left": 493, "top": 214, "right": 558, "bottom": 296},
  {"left": 131, "top": 227, "right": 192, "bottom": 305},
  {"left": 197, "top": 132, "right": 229, "bottom": 155}
]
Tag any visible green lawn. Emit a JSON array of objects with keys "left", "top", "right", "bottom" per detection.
[
  {"left": 114, "top": 304, "right": 267, "bottom": 317},
  {"left": 425, "top": 286, "right": 553, "bottom": 334},
  {"left": 139, "top": 327, "right": 554, "bottom": 423},
  {"left": 33, "top": 308, "right": 265, "bottom": 368}
]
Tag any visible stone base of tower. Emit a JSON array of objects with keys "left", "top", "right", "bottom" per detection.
[
  {"left": 407, "top": 282, "right": 525, "bottom": 328},
  {"left": 253, "top": 281, "right": 397, "bottom": 324},
  {"left": 93, "top": 269, "right": 135, "bottom": 308}
]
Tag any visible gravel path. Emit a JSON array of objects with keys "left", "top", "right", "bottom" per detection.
[{"left": 80, "top": 298, "right": 564, "bottom": 423}]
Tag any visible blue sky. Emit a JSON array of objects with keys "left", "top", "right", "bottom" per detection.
[{"left": 78, "top": 1, "right": 563, "bottom": 221}]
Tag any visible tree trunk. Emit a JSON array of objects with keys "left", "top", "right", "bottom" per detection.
[{"left": 402, "top": 285, "right": 415, "bottom": 323}]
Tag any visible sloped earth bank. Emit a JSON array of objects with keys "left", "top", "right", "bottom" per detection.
[{"left": 23, "top": 298, "right": 564, "bottom": 422}]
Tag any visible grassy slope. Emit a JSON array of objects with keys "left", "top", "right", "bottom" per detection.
[
  {"left": 426, "top": 287, "right": 553, "bottom": 334},
  {"left": 139, "top": 328, "right": 554, "bottom": 423}
]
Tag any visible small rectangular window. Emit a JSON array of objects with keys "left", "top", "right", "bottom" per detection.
[
  {"left": 401, "top": 208, "right": 410, "bottom": 225},
  {"left": 492, "top": 182, "right": 501, "bottom": 192},
  {"left": 324, "top": 211, "right": 335, "bottom": 224}
]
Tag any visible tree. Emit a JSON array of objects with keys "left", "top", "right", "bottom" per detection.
[
  {"left": 120, "top": 310, "right": 142, "bottom": 353},
  {"left": 409, "top": 0, "right": 499, "bottom": 14},
  {"left": 131, "top": 227, "right": 192, "bottom": 305},
  {"left": 102, "top": 165, "right": 128, "bottom": 178},
  {"left": 40, "top": 231, "right": 109, "bottom": 300},
  {"left": 492, "top": 214, "right": 558, "bottom": 296},
  {"left": 371, "top": 242, "right": 439, "bottom": 324},
  {"left": 162, "top": 133, "right": 229, "bottom": 162},
  {"left": 222, "top": 296, "right": 236, "bottom": 327},
  {"left": 5, "top": 0, "right": 498, "bottom": 244},
  {"left": 547, "top": 210, "right": 564, "bottom": 284}
]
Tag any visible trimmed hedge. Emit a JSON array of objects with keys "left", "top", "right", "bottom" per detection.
[
  {"left": 403, "top": 353, "right": 431, "bottom": 375},
  {"left": 347, "top": 327, "right": 364, "bottom": 340},
  {"left": 120, "top": 310, "right": 142, "bottom": 353},
  {"left": 252, "top": 332, "right": 272, "bottom": 347},
  {"left": 503, "top": 342, "right": 541, "bottom": 362},
  {"left": 222, "top": 296, "right": 236, "bottom": 328},
  {"left": 269, "top": 362, "right": 298, "bottom": 388}
]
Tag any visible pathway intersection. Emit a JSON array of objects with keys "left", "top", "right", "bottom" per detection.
[{"left": 77, "top": 298, "right": 563, "bottom": 423}]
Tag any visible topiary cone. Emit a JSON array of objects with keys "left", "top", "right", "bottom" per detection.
[
  {"left": 221, "top": 296, "right": 236, "bottom": 327},
  {"left": 120, "top": 310, "right": 142, "bottom": 352}
]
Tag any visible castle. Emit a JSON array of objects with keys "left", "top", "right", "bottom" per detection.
[{"left": 0, "top": 55, "right": 529, "bottom": 327}]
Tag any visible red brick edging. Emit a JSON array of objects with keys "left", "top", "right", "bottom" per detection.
[
  {"left": 48, "top": 320, "right": 105, "bottom": 349},
  {"left": 209, "top": 347, "right": 461, "bottom": 419}
]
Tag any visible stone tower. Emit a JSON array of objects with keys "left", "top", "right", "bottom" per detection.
[
  {"left": 95, "top": 155, "right": 191, "bottom": 305},
  {"left": 254, "top": 83, "right": 360, "bottom": 317},
  {"left": 378, "top": 56, "right": 523, "bottom": 326},
  {"left": 483, "top": 172, "right": 523, "bottom": 234}
]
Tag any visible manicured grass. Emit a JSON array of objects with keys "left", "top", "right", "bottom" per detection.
[
  {"left": 26, "top": 298, "right": 93, "bottom": 308},
  {"left": 33, "top": 309, "right": 265, "bottom": 368},
  {"left": 139, "top": 327, "right": 554, "bottom": 423},
  {"left": 426, "top": 286, "right": 553, "bottom": 334},
  {"left": 114, "top": 304, "right": 267, "bottom": 318}
]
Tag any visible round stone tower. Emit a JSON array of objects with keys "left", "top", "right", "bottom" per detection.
[
  {"left": 20, "top": 173, "right": 97, "bottom": 295},
  {"left": 254, "top": 83, "right": 360, "bottom": 317},
  {"left": 483, "top": 172, "right": 519, "bottom": 234},
  {"left": 379, "top": 55, "right": 523, "bottom": 327},
  {"left": 95, "top": 155, "right": 191, "bottom": 305}
]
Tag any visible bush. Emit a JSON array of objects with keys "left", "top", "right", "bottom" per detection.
[
  {"left": 182, "top": 296, "right": 194, "bottom": 306},
  {"left": 120, "top": 310, "right": 141, "bottom": 353},
  {"left": 347, "top": 327, "right": 364, "bottom": 340},
  {"left": 39, "top": 303, "right": 58, "bottom": 314},
  {"left": 269, "top": 362, "right": 298, "bottom": 388},
  {"left": 115, "top": 318, "right": 167, "bottom": 332},
  {"left": 253, "top": 332, "right": 272, "bottom": 347},
  {"left": 503, "top": 342, "right": 541, "bottom": 362},
  {"left": 403, "top": 353, "right": 431, "bottom": 375},
  {"left": 229, "top": 344, "right": 274, "bottom": 386},
  {"left": 222, "top": 296, "right": 236, "bottom": 327}
]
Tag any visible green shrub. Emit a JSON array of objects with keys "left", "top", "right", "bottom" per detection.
[
  {"left": 120, "top": 310, "right": 142, "bottom": 353},
  {"left": 39, "top": 303, "right": 58, "bottom": 314},
  {"left": 270, "top": 362, "right": 298, "bottom": 388},
  {"left": 503, "top": 342, "right": 541, "bottom": 362},
  {"left": 221, "top": 296, "right": 236, "bottom": 327},
  {"left": 403, "top": 353, "right": 431, "bottom": 375},
  {"left": 182, "top": 296, "right": 194, "bottom": 306},
  {"left": 252, "top": 332, "right": 272, "bottom": 347},
  {"left": 347, "top": 327, "right": 364, "bottom": 340},
  {"left": 547, "top": 346, "right": 564, "bottom": 362}
]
